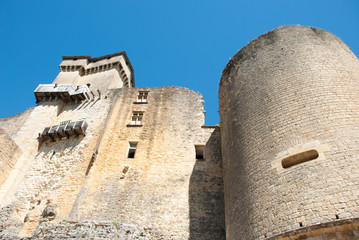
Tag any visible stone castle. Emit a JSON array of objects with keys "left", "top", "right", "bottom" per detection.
[{"left": 0, "top": 25, "right": 358, "bottom": 239}]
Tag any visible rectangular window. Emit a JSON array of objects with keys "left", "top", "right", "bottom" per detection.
[
  {"left": 195, "top": 145, "right": 205, "bottom": 160},
  {"left": 131, "top": 111, "right": 143, "bottom": 125},
  {"left": 137, "top": 91, "right": 149, "bottom": 103},
  {"left": 127, "top": 142, "right": 137, "bottom": 158},
  {"left": 60, "top": 120, "right": 71, "bottom": 125}
]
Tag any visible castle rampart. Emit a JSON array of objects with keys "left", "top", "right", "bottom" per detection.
[
  {"left": 219, "top": 25, "right": 359, "bottom": 239},
  {"left": 0, "top": 129, "right": 22, "bottom": 187},
  {"left": 0, "top": 53, "right": 225, "bottom": 239},
  {"left": 54, "top": 52, "right": 134, "bottom": 94}
]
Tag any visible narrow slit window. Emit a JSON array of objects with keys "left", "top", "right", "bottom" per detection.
[
  {"left": 195, "top": 145, "right": 205, "bottom": 160},
  {"left": 281, "top": 149, "right": 319, "bottom": 168},
  {"left": 137, "top": 91, "right": 149, "bottom": 102},
  {"left": 127, "top": 142, "right": 137, "bottom": 158}
]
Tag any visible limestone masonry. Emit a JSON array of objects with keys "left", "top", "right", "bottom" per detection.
[{"left": 1, "top": 25, "right": 359, "bottom": 239}]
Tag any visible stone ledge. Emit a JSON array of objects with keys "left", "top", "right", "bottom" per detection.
[
  {"left": 201, "top": 126, "right": 219, "bottom": 129},
  {"left": 133, "top": 102, "right": 148, "bottom": 104}
]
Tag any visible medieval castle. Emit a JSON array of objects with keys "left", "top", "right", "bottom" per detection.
[{"left": 0, "top": 25, "right": 359, "bottom": 239}]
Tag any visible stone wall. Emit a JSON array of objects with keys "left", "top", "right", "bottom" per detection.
[
  {"left": 0, "top": 108, "right": 34, "bottom": 140},
  {"left": 0, "top": 129, "right": 22, "bottom": 187},
  {"left": 0, "top": 220, "right": 155, "bottom": 239},
  {"left": 69, "top": 87, "right": 225, "bottom": 239},
  {"left": 0, "top": 102, "right": 61, "bottom": 208},
  {"left": 0, "top": 93, "right": 115, "bottom": 236},
  {"left": 54, "top": 52, "right": 134, "bottom": 94},
  {"left": 219, "top": 25, "right": 359, "bottom": 239},
  {"left": 0, "top": 86, "right": 224, "bottom": 239},
  {"left": 189, "top": 127, "right": 225, "bottom": 239}
]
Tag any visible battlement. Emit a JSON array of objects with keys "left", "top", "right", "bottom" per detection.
[
  {"left": 53, "top": 51, "right": 135, "bottom": 93},
  {"left": 59, "top": 52, "right": 134, "bottom": 88}
]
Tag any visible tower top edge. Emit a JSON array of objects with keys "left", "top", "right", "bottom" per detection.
[
  {"left": 62, "top": 51, "right": 128, "bottom": 63},
  {"left": 60, "top": 51, "right": 135, "bottom": 87},
  {"left": 219, "top": 25, "right": 352, "bottom": 85}
]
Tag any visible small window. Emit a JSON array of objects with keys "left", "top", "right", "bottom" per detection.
[
  {"left": 281, "top": 149, "right": 319, "bottom": 168},
  {"left": 131, "top": 111, "right": 143, "bottom": 125},
  {"left": 195, "top": 145, "right": 205, "bottom": 160},
  {"left": 127, "top": 142, "right": 137, "bottom": 158},
  {"left": 137, "top": 91, "right": 149, "bottom": 103},
  {"left": 60, "top": 120, "right": 71, "bottom": 125}
]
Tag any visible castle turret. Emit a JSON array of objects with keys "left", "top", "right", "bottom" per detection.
[
  {"left": 34, "top": 52, "right": 134, "bottom": 104},
  {"left": 219, "top": 25, "right": 359, "bottom": 239},
  {"left": 56, "top": 52, "right": 134, "bottom": 90},
  {"left": 32, "top": 52, "right": 133, "bottom": 102}
]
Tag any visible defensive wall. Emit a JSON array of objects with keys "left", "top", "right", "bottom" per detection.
[
  {"left": 0, "top": 53, "right": 225, "bottom": 239},
  {"left": 219, "top": 25, "right": 359, "bottom": 239},
  {"left": 0, "top": 129, "right": 22, "bottom": 187}
]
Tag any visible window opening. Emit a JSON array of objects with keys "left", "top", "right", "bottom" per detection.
[
  {"left": 137, "top": 91, "right": 149, "bottom": 103},
  {"left": 60, "top": 120, "right": 71, "bottom": 125},
  {"left": 127, "top": 142, "right": 137, "bottom": 158},
  {"left": 195, "top": 145, "right": 205, "bottom": 160},
  {"left": 281, "top": 149, "right": 319, "bottom": 168},
  {"left": 131, "top": 112, "right": 143, "bottom": 125}
]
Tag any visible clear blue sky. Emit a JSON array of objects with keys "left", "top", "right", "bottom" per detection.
[{"left": 0, "top": 0, "right": 358, "bottom": 125}]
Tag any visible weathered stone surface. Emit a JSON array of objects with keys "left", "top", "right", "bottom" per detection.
[
  {"left": 41, "top": 202, "right": 57, "bottom": 221},
  {"left": 219, "top": 25, "right": 359, "bottom": 239},
  {"left": 0, "top": 220, "right": 157, "bottom": 239},
  {"left": 54, "top": 52, "right": 134, "bottom": 94},
  {"left": 0, "top": 129, "right": 22, "bottom": 186},
  {"left": 0, "top": 108, "right": 34, "bottom": 140},
  {"left": 0, "top": 74, "right": 224, "bottom": 238},
  {"left": 68, "top": 87, "right": 224, "bottom": 239},
  {"left": 0, "top": 203, "right": 23, "bottom": 235}
]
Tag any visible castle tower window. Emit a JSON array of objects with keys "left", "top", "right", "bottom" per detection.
[
  {"left": 281, "top": 149, "right": 319, "bottom": 168},
  {"left": 137, "top": 91, "right": 149, "bottom": 103},
  {"left": 131, "top": 111, "right": 144, "bottom": 125},
  {"left": 195, "top": 145, "right": 205, "bottom": 160},
  {"left": 127, "top": 142, "right": 137, "bottom": 158}
]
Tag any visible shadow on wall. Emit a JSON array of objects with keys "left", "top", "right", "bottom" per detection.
[
  {"left": 37, "top": 135, "right": 85, "bottom": 156},
  {"left": 189, "top": 128, "right": 226, "bottom": 240}
]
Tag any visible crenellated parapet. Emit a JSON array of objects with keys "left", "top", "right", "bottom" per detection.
[
  {"left": 53, "top": 51, "right": 134, "bottom": 94},
  {"left": 59, "top": 53, "right": 133, "bottom": 88}
]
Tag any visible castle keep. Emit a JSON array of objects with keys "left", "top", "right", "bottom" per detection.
[{"left": 1, "top": 25, "right": 359, "bottom": 239}]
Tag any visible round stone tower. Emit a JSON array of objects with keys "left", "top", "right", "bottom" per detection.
[{"left": 219, "top": 25, "right": 359, "bottom": 239}]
